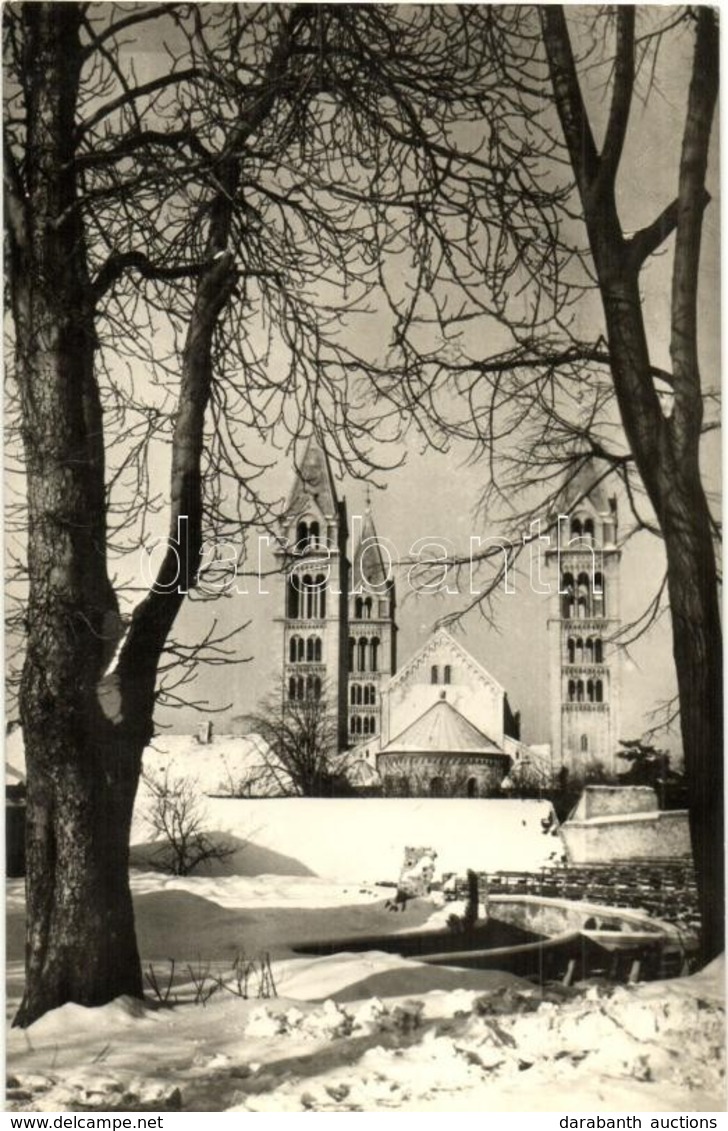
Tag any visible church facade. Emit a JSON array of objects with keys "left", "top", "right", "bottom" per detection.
[{"left": 275, "top": 440, "right": 621, "bottom": 789}]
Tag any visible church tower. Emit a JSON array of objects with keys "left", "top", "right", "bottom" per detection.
[
  {"left": 346, "top": 498, "right": 397, "bottom": 746},
  {"left": 547, "top": 461, "right": 621, "bottom": 778},
  {"left": 276, "top": 437, "right": 349, "bottom": 750}
]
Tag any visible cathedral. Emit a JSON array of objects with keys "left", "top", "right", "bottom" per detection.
[{"left": 274, "top": 438, "right": 621, "bottom": 791}]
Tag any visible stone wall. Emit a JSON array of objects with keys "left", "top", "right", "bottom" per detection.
[
  {"left": 561, "top": 809, "right": 691, "bottom": 864},
  {"left": 573, "top": 785, "right": 658, "bottom": 820}
]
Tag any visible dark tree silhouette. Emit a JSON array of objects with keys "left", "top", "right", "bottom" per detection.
[
  {"left": 4, "top": 2, "right": 510, "bottom": 1023},
  {"left": 369, "top": 7, "right": 721, "bottom": 963}
]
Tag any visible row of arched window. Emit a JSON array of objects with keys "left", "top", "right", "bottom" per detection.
[
  {"left": 289, "top": 635, "right": 322, "bottom": 663},
  {"left": 349, "top": 636, "right": 380, "bottom": 673},
  {"left": 287, "top": 574, "right": 327, "bottom": 620},
  {"left": 567, "top": 678, "right": 604, "bottom": 703},
  {"left": 295, "top": 520, "right": 322, "bottom": 551},
  {"left": 354, "top": 596, "right": 373, "bottom": 619},
  {"left": 561, "top": 571, "right": 606, "bottom": 619},
  {"left": 431, "top": 664, "right": 452, "bottom": 685},
  {"left": 351, "top": 683, "right": 377, "bottom": 706},
  {"left": 569, "top": 517, "right": 596, "bottom": 543},
  {"left": 566, "top": 636, "right": 604, "bottom": 664},
  {"left": 350, "top": 715, "right": 377, "bottom": 736},
  {"left": 289, "top": 674, "right": 323, "bottom": 701}
]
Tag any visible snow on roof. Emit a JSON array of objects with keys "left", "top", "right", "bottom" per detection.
[{"left": 381, "top": 697, "right": 503, "bottom": 756}]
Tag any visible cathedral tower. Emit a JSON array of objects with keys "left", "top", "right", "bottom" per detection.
[
  {"left": 347, "top": 500, "right": 397, "bottom": 745},
  {"left": 547, "top": 462, "right": 621, "bottom": 777},
  {"left": 276, "top": 437, "right": 349, "bottom": 749}
]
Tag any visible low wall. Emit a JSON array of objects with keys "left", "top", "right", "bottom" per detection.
[
  {"left": 561, "top": 809, "right": 691, "bottom": 864},
  {"left": 489, "top": 895, "right": 666, "bottom": 938},
  {"left": 573, "top": 786, "right": 658, "bottom": 820},
  {"left": 131, "top": 793, "right": 563, "bottom": 882}
]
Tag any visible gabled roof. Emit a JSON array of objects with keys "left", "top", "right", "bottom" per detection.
[
  {"left": 386, "top": 626, "right": 505, "bottom": 696},
  {"left": 285, "top": 436, "right": 339, "bottom": 519},
  {"left": 351, "top": 503, "right": 390, "bottom": 591},
  {"left": 381, "top": 695, "right": 504, "bottom": 755},
  {"left": 562, "top": 457, "right": 612, "bottom": 515}
]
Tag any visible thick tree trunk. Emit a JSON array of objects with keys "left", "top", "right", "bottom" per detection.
[
  {"left": 8, "top": 4, "right": 145, "bottom": 1026},
  {"left": 542, "top": 5, "right": 723, "bottom": 966},
  {"left": 661, "top": 483, "right": 723, "bottom": 964},
  {"left": 14, "top": 720, "right": 144, "bottom": 1028}
]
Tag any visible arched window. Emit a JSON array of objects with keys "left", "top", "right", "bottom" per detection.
[
  {"left": 577, "top": 572, "right": 590, "bottom": 618},
  {"left": 363, "top": 597, "right": 372, "bottom": 619},
  {"left": 567, "top": 638, "right": 575, "bottom": 664},
  {"left": 287, "top": 578, "right": 300, "bottom": 619},
  {"left": 354, "top": 716, "right": 362, "bottom": 735},
  {"left": 289, "top": 636, "right": 298, "bottom": 663},
  {"left": 595, "top": 638, "right": 603, "bottom": 664},
  {"left": 350, "top": 684, "right": 357, "bottom": 706},
  {"left": 444, "top": 665, "right": 451, "bottom": 685},
  {"left": 467, "top": 777, "right": 478, "bottom": 798},
  {"left": 355, "top": 596, "right": 364, "bottom": 619},
  {"left": 316, "top": 574, "right": 326, "bottom": 619},
  {"left": 296, "top": 521, "right": 309, "bottom": 550},
  {"left": 584, "top": 518, "right": 594, "bottom": 543},
  {"left": 366, "top": 684, "right": 376, "bottom": 706},
  {"left": 431, "top": 665, "right": 439, "bottom": 684},
  {"left": 315, "top": 637, "right": 322, "bottom": 662},
  {"left": 369, "top": 716, "right": 377, "bottom": 735},
  {"left": 430, "top": 776, "right": 445, "bottom": 797},
  {"left": 289, "top": 676, "right": 297, "bottom": 701},
  {"left": 306, "top": 636, "right": 315, "bottom": 663},
  {"left": 349, "top": 716, "right": 357, "bottom": 735},
  {"left": 561, "top": 572, "right": 575, "bottom": 618},
  {"left": 303, "top": 574, "right": 314, "bottom": 618},
  {"left": 595, "top": 679, "right": 604, "bottom": 703},
  {"left": 313, "top": 676, "right": 322, "bottom": 700},
  {"left": 587, "top": 678, "right": 595, "bottom": 703},
  {"left": 585, "top": 637, "right": 594, "bottom": 663},
  {"left": 576, "top": 679, "right": 585, "bottom": 703},
  {"left": 306, "top": 674, "right": 315, "bottom": 699},
  {"left": 571, "top": 517, "right": 582, "bottom": 537},
  {"left": 576, "top": 637, "right": 584, "bottom": 663},
  {"left": 568, "top": 679, "right": 576, "bottom": 703},
  {"left": 593, "top": 572, "right": 605, "bottom": 615},
  {"left": 358, "top": 637, "right": 367, "bottom": 673},
  {"left": 309, "top": 521, "right": 320, "bottom": 548},
  {"left": 580, "top": 734, "right": 589, "bottom": 752},
  {"left": 348, "top": 637, "right": 355, "bottom": 672},
  {"left": 362, "top": 716, "right": 371, "bottom": 736},
  {"left": 296, "top": 676, "right": 304, "bottom": 701},
  {"left": 370, "top": 637, "right": 380, "bottom": 673}
]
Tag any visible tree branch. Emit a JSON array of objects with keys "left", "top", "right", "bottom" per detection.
[
  {"left": 597, "top": 7, "right": 635, "bottom": 193},
  {"left": 539, "top": 7, "right": 600, "bottom": 196}
]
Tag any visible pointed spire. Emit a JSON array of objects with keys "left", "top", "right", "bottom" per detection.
[
  {"left": 352, "top": 496, "right": 390, "bottom": 590},
  {"left": 285, "top": 435, "right": 339, "bottom": 519},
  {"left": 562, "top": 456, "right": 611, "bottom": 514}
]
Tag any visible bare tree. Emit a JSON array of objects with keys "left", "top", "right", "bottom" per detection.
[
  {"left": 5, "top": 2, "right": 511, "bottom": 1023},
  {"left": 368, "top": 7, "right": 721, "bottom": 964},
  {"left": 243, "top": 678, "right": 350, "bottom": 798},
  {"left": 141, "top": 767, "right": 236, "bottom": 877}
]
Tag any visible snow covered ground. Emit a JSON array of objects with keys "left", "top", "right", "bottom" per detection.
[
  {"left": 6, "top": 872, "right": 726, "bottom": 1113},
  {"left": 6, "top": 731, "right": 724, "bottom": 1112}
]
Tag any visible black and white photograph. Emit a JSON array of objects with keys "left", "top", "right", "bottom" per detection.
[{"left": 3, "top": 2, "right": 724, "bottom": 1115}]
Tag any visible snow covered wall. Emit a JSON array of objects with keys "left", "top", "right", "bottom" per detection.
[{"left": 131, "top": 794, "right": 563, "bottom": 882}]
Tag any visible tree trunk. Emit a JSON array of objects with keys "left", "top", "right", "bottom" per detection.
[
  {"left": 661, "top": 480, "right": 723, "bottom": 964},
  {"left": 542, "top": 5, "right": 723, "bottom": 966},
  {"left": 8, "top": 4, "right": 145, "bottom": 1026},
  {"left": 14, "top": 719, "right": 144, "bottom": 1028}
]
